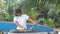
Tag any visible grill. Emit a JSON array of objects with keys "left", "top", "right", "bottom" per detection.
[{"left": 8, "top": 30, "right": 48, "bottom": 34}]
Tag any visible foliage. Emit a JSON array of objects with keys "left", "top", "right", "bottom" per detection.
[
  {"left": 54, "top": 9, "right": 60, "bottom": 28},
  {"left": 0, "top": 0, "right": 60, "bottom": 28},
  {"left": 45, "top": 18, "right": 56, "bottom": 28},
  {"left": 0, "top": 12, "right": 4, "bottom": 21}
]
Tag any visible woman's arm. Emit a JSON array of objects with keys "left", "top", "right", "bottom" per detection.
[
  {"left": 14, "top": 21, "right": 26, "bottom": 29},
  {"left": 28, "top": 18, "right": 36, "bottom": 25}
]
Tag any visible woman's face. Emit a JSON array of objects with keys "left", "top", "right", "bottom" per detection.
[{"left": 16, "top": 13, "right": 22, "bottom": 16}]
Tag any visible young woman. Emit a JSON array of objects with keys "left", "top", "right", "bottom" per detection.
[{"left": 13, "top": 8, "right": 36, "bottom": 30}]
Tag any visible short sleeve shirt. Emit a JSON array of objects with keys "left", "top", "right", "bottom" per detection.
[{"left": 13, "top": 14, "right": 29, "bottom": 29}]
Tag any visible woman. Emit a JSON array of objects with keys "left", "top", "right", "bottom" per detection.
[{"left": 13, "top": 8, "right": 36, "bottom": 30}]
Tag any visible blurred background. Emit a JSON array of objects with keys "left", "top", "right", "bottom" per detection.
[{"left": 0, "top": 0, "right": 60, "bottom": 28}]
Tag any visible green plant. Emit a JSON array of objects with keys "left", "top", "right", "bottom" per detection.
[{"left": 45, "top": 18, "right": 56, "bottom": 28}]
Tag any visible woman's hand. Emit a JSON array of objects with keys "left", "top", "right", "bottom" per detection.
[
  {"left": 28, "top": 18, "right": 36, "bottom": 25},
  {"left": 19, "top": 26, "right": 26, "bottom": 30}
]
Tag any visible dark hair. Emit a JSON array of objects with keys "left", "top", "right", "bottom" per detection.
[{"left": 15, "top": 8, "right": 22, "bottom": 16}]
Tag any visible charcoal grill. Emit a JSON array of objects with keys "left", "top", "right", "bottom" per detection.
[{"left": 8, "top": 30, "right": 48, "bottom": 34}]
